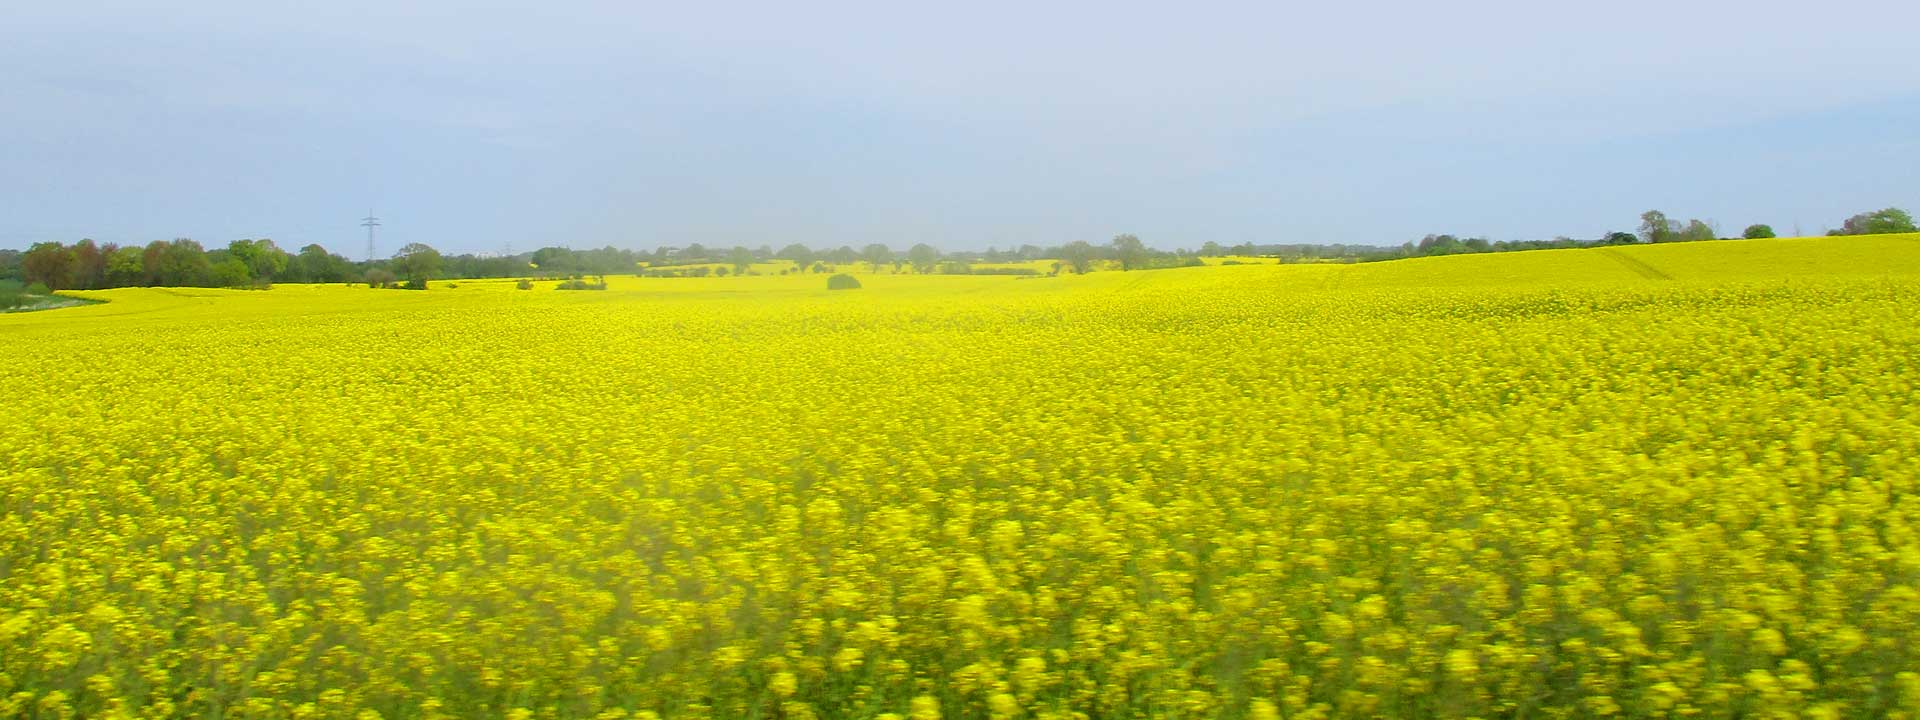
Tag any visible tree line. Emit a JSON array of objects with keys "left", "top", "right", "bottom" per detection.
[
  {"left": 4, "top": 206, "right": 1912, "bottom": 291},
  {"left": 0, "top": 238, "right": 518, "bottom": 292},
  {"left": 3, "top": 238, "right": 348, "bottom": 291},
  {"left": 1387, "top": 206, "right": 1915, "bottom": 261},
  {"left": 0, "top": 233, "right": 1284, "bottom": 291}
]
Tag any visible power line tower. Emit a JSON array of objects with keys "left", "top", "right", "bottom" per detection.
[{"left": 361, "top": 211, "right": 381, "bottom": 262}]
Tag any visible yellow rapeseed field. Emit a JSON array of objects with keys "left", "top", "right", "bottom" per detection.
[{"left": 4, "top": 235, "right": 1920, "bottom": 718}]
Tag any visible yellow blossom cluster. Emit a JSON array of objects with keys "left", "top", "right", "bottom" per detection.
[{"left": 2, "top": 235, "right": 1919, "bottom": 718}]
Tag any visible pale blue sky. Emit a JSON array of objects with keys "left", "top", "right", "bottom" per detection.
[{"left": 3, "top": 0, "right": 1916, "bottom": 254}]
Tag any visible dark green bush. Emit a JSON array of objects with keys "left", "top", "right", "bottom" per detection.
[{"left": 827, "top": 274, "right": 862, "bottom": 290}]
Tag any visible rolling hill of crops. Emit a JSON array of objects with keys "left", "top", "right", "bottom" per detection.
[{"left": 4, "top": 235, "right": 1919, "bottom": 718}]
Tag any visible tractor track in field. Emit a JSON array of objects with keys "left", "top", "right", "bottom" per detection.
[{"left": 1597, "top": 248, "right": 1674, "bottom": 281}]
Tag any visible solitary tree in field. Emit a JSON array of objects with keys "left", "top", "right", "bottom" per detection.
[
  {"left": 1110, "top": 234, "right": 1148, "bottom": 270},
  {"left": 1743, "top": 224, "right": 1776, "bottom": 239},
  {"left": 728, "top": 246, "right": 756, "bottom": 276},
  {"left": 1059, "top": 241, "right": 1097, "bottom": 274},
  {"left": 777, "top": 243, "right": 814, "bottom": 270},
  {"left": 391, "top": 243, "right": 443, "bottom": 289},
  {"left": 861, "top": 244, "right": 894, "bottom": 273},
  {"left": 907, "top": 243, "right": 940, "bottom": 273}
]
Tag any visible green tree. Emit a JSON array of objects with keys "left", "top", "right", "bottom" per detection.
[
  {"left": 531, "top": 247, "right": 580, "bottom": 276},
  {"left": 1676, "top": 219, "right": 1716, "bottom": 242},
  {"left": 1838, "top": 207, "right": 1917, "bottom": 235},
  {"left": 1199, "top": 241, "right": 1224, "bottom": 257},
  {"left": 291, "top": 244, "right": 352, "bottom": 283},
  {"left": 1742, "top": 224, "right": 1776, "bottom": 239},
  {"left": 907, "top": 243, "right": 940, "bottom": 273},
  {"left": 227, "top": 239, "right": 290, "bottom": 283},
  {"left": 861, "top": 244, "right": 894, "bottom": 273},
  {"left": 1417, "top": 234, "right": 1467, "bottom": 255},
  {"left": 210, "top": 257, "right": 252, "bottom": 288},
  {"left": 154, "top": 239, "right": 213, "bottom": 286},
  {"left": 1059, "top": 241, "right": 1097, "bottom": 274},
  {"left": 727, "top": 246, "right": 756, "bottom": 275},
  {"left": 579, "top": 246, "right": 634, "bottom": 285},
  {"left": 777, "top": 244, "right": 814, "bottom": 269},
  {"left": 391, "top": 243, "right": 443, "bottom": 289},
  {"left": 1110, "top": 234, "right": 1148, "bottom": 270},
  {"left": 1639, "top": 210, "right": 1674, "bottom": 244},
  {"left": 106, "top": 246, "right": 145, "bottom": 287}
]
